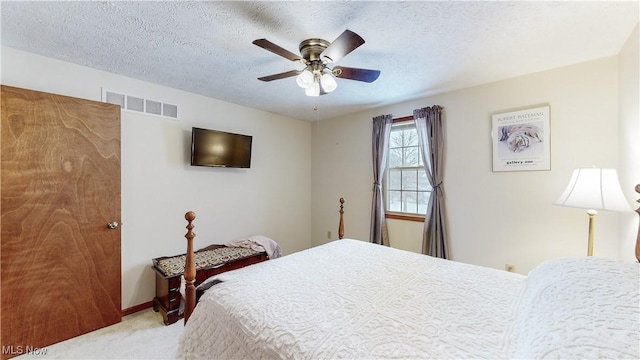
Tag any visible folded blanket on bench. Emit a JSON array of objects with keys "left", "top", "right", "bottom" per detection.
[{"left": 226, "top": 235, "right": 282, "bottom": 259}]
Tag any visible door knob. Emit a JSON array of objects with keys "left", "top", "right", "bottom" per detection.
[{"left": 107, "top": 221, "right": 119, "bottom": 229}]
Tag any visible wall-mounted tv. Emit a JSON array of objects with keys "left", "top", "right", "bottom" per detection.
[{"left": 190, "top": 127, "right": 252, "bottom": 168}]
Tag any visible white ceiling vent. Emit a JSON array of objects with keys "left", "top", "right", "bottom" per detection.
[{"left": 102, "top": 88, "right": 179, "bottom": 120}]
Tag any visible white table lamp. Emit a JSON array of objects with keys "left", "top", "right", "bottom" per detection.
[{"left": 554, "top": 168, "right": 631, "bottom": 256}]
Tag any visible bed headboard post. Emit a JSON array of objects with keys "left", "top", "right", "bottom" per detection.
[
  {"left": 339, "top": 198, "right": 345, "bottom": 239},
  {"left": 635, "top": 185, "right": 640, "bottom": 262},
  {"left": 184, "top": 211, "right": 196, "bottom": 324}
]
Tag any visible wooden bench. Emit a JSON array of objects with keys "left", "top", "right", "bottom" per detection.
[{"left": 151, "top": 244, "right": 268, "bottom": 325}]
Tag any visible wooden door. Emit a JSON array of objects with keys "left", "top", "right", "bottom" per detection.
[{"left": 1, "top": 86, "right": 121, "bottom": 359}]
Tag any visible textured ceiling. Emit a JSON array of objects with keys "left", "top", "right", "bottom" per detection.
[{"left": 1, "top": 1, "right": 638, "bottom": 121}]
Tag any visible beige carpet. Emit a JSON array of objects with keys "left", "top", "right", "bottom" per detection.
[{"left": 16, "top": 310, "right": 184, "bottom": 360}]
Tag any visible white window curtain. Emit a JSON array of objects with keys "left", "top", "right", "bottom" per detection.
[
  {"left": 370, "top": 114, "right": 392, "bottom": 246},
  {"left": 413, "top": 106, "right": 448, "bottom": 258}
]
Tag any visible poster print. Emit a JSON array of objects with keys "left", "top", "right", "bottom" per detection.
[{"left": 492, "top": 105, "right": 550, "bottom": 172}]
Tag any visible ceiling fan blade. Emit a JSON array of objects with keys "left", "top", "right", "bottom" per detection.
[
  {"left": 257, "top": 70, "right": 301, "bottom": 82},
  {"left": 252, "top": 39, "right": 305, "bottom": 62},
  {"left": 333, "top": 66, "right": 381, "bottom": 83},
  {"left": 320, "top": 30, "right": 365, "bottom": 63}
]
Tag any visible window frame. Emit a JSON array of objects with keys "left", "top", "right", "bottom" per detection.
[{"left": 384, "top": 116, "right": 429, "bottom": 222}]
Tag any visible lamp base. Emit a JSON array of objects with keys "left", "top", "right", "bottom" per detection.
[{"left": 587, "top": 209, "right": 597, "bottom": 256}]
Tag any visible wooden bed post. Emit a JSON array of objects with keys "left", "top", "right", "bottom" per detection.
[
  {"left": 184, "top": 211, "right": 196, "bottom": 325},
  {"left": 338, "top": 198, "right": 345, "bottom": 239},
  {"left": 635, "top": 185, "right": 640, "bottom": 263}
]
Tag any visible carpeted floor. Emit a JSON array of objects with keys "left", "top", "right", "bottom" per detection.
[{"left": 15, "top": 310, "right": 184, "bottom": 360}]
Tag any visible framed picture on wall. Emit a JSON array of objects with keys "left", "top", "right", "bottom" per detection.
[{"left": 491, "top": 105, "right": 550, "bottom": 172}]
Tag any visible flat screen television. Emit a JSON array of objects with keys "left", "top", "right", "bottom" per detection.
[{"left": 190, "top": 127, "right": 252, "bottom": 168}]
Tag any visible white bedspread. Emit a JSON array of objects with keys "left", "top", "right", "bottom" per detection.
[
  {"left": 513, "top": 256, "right": 639, "bottom": 359},
  {"left": 179, "top": 239, "right": 528, "bottom": 359},
  {"left": 178, "top": 239, "right": 639, "bottom": 359}
]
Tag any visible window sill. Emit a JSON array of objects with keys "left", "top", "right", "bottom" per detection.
[{"left": 385, "top": 213, "right": 425, "bottom": 222}]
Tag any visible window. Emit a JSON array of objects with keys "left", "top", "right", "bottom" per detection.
[{"left": 385, "top": 121, "right": 431, "bottom": 216}]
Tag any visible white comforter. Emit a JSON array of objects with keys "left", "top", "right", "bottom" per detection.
[{"left": 177, "top": 239, "right": 639, "bottom": 359}]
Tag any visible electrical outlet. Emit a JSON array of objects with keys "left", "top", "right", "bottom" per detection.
[
  {"left": 505, "top": 264, "right": 515, "bottom": 272},
  {"left": 327, "top": 231, "right": 332, "bottom": 239}
]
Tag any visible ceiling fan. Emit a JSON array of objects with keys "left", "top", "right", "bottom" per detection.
[{"left": 252, "top": 29, "right": 381, "bottom": 96}]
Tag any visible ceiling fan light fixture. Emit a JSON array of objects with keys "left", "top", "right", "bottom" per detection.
[
  {"left": 305, "top": 81, "right": 320, "bottom": 97},
  {"left": 320, "top": 72, "right": 338, "bottom": 93},
  {"left": 253, "top": 30, "right": 380, "bottom": 96},
  {"left": 296, "top": 69, "right": 314, "bottom": 89}
]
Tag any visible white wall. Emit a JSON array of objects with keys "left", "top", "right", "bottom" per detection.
[
  {"left": 1, "top": 47, "right": 312, "bottom": 309},
  {"left": 312, "top": 55, "right": 631, "bottom": 274},
  {"left": 617, "top": 24, "right": 640, "bottom": 261}
]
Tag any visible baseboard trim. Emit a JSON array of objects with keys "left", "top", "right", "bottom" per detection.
[{"left": 122, "top": 301, "right": 153, "bottom": 316}]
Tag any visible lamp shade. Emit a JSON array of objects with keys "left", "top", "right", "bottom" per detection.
[
  {"left": 554, "top": 168, "right": 631, "bottom": 212},
  {"left": 320, "top": 72, "right": 338, "bottom": 93},
  {"left": 296, "top": 70, "right": 314, "bottom": 89},
  {"left": 305, "top": 81, "right": 320, "bottom": 97}
]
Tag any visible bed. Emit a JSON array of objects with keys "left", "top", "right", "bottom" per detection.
[{"left": 177, "top": 192, "right": 640, "bottom": 359}]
